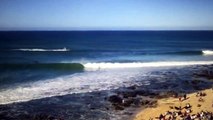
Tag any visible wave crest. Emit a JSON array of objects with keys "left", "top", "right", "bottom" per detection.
[
  {"left": 202, "top": 50, "right": 213, "bottom": 55},
  {"left": 84, "top": 61, "right": 213, "bottom": 70},
  {"left": 13, "top": 47, "right": 69, "bottom": 52}
]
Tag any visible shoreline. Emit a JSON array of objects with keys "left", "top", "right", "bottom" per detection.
[
  {"left": 132, "top": 65, "right": 213, "bottom": 120},
  {"left": 0, "top": 65, "right": 213, "bottom": 120}
]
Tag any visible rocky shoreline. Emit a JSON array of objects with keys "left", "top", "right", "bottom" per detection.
[
  {"left": 106, "top": 65, "right": 213, "bottom": 120},
  {"left": 0, "top": 65, "right": 213, "bottom": 120}
]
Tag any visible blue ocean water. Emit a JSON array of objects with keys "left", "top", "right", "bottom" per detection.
[
  {"left": 0, "top": 31, "right": 213, "bottom": 104},
  {"left": 1, "top": 31, "right": 213, "bottom": 64}
]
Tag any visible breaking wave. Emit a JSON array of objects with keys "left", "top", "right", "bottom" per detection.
[
  {"left": 202, "top": 50, "right": 213, "bottom": 55},
  {"left": 2, "top": 61, "right": 213, "bottom": 71},
  {"left": 0, "top": 60, "right": 213, "bottom": 104},
  {"left": 84, "top": 61, "right": 213, "bottom": 70},
  {"left": 13, "top": 47, "right": 69, "bottom": 52}
]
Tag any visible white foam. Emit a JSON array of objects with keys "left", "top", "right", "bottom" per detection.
[
  {"left": 0, "top": 70, "right": 149, "bottom": 105},
  {"left": 84, "top": 61, "right": 213, "bottom": 70},
  {"left": 13, "top": 47, "right": 69, "bottom": 52},
  {"left": 202, "top": 50, "right": 213, "bottom": 55}
]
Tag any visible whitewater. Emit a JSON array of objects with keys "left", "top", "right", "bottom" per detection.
[
  {"left": 1, "top": 60, "right": 213, "bottom": 105},
  {"left": 13, "top": 47, "right": 69, "bottom": 52}
]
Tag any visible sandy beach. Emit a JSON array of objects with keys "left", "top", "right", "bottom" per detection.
[{"left": 134, "top": 88, "right": 213, "bottom": 120}]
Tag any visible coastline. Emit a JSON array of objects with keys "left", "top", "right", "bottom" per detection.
[
  {"left": 0, "top": 65, "right": 213, "bottom": 120},
  {"left": 132, "top": 65, "right": 213, "bottom": 120}
]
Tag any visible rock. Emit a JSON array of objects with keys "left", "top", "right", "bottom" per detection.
[
  {"left": 122, "top": 98, "right": 134, "bottom": 107},
  {"left": 124, "top": 111, "right": 133, "bottom": 115},
  {"left": 135, "top": 90, "right": 158, "bottom": 97},
  {"left": 135, "top": 90, "right": 148, "bottom": 96},
  {"left": 113, "top": 104, "right": 124, "bottom": 110},
  {"left": 194, "top": 70, "right": 213, "bottom": 79},
  {"left": 183, "top": 80, "right": 190, "bottom": 85},
  {"left": 192, "top": 85, "right": 202, "bottom": 90},
  {"left": 32, "top": 113, "right": 55, "bottom": 120},
  {"left": 166, "top": 91, "right": 178, "bottom": 98},
  {"left": 108, "top": 95, "right": 122, "bottom": 104},
  {"left": 148, "top": 100, "right": 157, "bottom": 107},
  {"left": 149, "top": 92, "right": 159, "bottom": 98},
  {"left": 105, "top": 107, "right": 109, "bottom": 110},
  {"left": 127, "top": 85, "right": 137, "bottom": 90},
  {"left": 197, "top": 104, "right": 201, "bottom": 107},
  {"left": 140, "top": 100, "right": 150, "bottom": 105},
  {"left": 140, "top": 99, "right": 157, "bottom": 107},
  {"left": 132, "top": 98, "right": 141, "bottom": 106},
  {"left": 90, "top": 107, "right": 96, "bottom": 110},
  {"left": 157, "top": 91, "right": 178, "bottom": 98},
  {"left": 122, "top": 91, "right": 137, "bottom": 98},
  {"left": 191, "top": 80, "right": 204, "bottom": 85}
]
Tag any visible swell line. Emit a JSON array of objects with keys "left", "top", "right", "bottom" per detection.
[
  {"left": 12, "top": 47, "right": 69, "bottom": 52},
  {"left": 84, "top": 61, "right": 213, "bottom": 70}
]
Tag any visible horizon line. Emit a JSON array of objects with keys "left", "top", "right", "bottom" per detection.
[{"left": 0, "top": 29, "right": 213, "bottom": 32}]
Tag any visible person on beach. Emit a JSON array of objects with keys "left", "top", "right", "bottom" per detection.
[
  {"left": 159, "top": 114, "right": 164, "bottom": 120},
  {"left": 198, "top": 97, "right": 204, "bottom": 102},
  {"left": 183, "top": 94, "right": 187, "bottom": 100},
  {"left": 185, "top": 103, "right": 191, "bottom": 109},
  {"left": 196, "top": 92, "right": 200, "bottom": 97},
  {"left": 179, "top": 96, "right": 182, "bottom": 102}
]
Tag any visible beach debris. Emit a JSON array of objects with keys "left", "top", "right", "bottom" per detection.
[
  {"left": 197, "top": 104, "right": 201, "bottom": 107},
  {"left": 169, "top": 106, "right": 174, "bottom": 109}
]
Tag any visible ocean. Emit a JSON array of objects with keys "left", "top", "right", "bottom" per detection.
[{"left": 0, "top": 31, "right": 213, "bottom": 119}]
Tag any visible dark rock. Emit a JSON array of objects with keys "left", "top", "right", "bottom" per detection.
[
  {"left": 197, "top": 104, "right": 201, "bottom": 107},
  {"left": 122, "top": 91, "right": 137, "bottom": 98},
  {"left": 149, "top": 92, "right": 159, "bottom": 98},
  {"left": 127, "top": 85, "right": 137, "bottom": 90},
  {"left": 194, "top": 70, "right": 213, "bottom": 79},
  {"left": 122, "top": 98, "right": 134, "bottom": 107},
  {"left": 90, "top": 107, "right": 96, "bottom": 110},
  {"left": 135, "top": 90, "right": 148, "bottom": 96},
  {"left": 108, "top": 95, "right": 122, "bottom": 104},
  {"left": 32, "top": 113, "right": 55, "bottom": 120},
  {"left": 140, "top": 99, "right": 157, "bottom": 107},
  {"left": 157, "top": 91, "right": 178, "bottom": 98},
  {"left": 135, "top": 90, "right": 158, "bottom": 97},
  {"left": 113, "top": 104, "right": 124, "bottom": 110},
  {"left": 191, "top": 80, "right": 204, "bottom": 85},
  {"left": 148, "top": 100, "right": 157, "bottom": 107},
  {"left": 183, "top": 80, "right": 190, "bottom": 85},
  {"left": 124, "top": 111, "right": 133, "bottom": 115},
  {"left": 140, "top": 100, "right": 150, "bottom": 105},
  {"left": 132, "top": 98, "right": 141, "bottom": 106},
  {"left": 166, "top": 91, "right": 178, "bottom": 98},
  {"left": 192, "top": 85, "right": 202, "bottom": 90}
]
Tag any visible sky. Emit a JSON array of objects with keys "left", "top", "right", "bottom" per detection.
[{"left": 0, "top": 0, "right": 213, "bottom": 30}]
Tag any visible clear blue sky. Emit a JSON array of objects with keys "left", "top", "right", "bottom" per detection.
[{"left": 0, "top": 0, "right": 213, "bottom": 30}]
